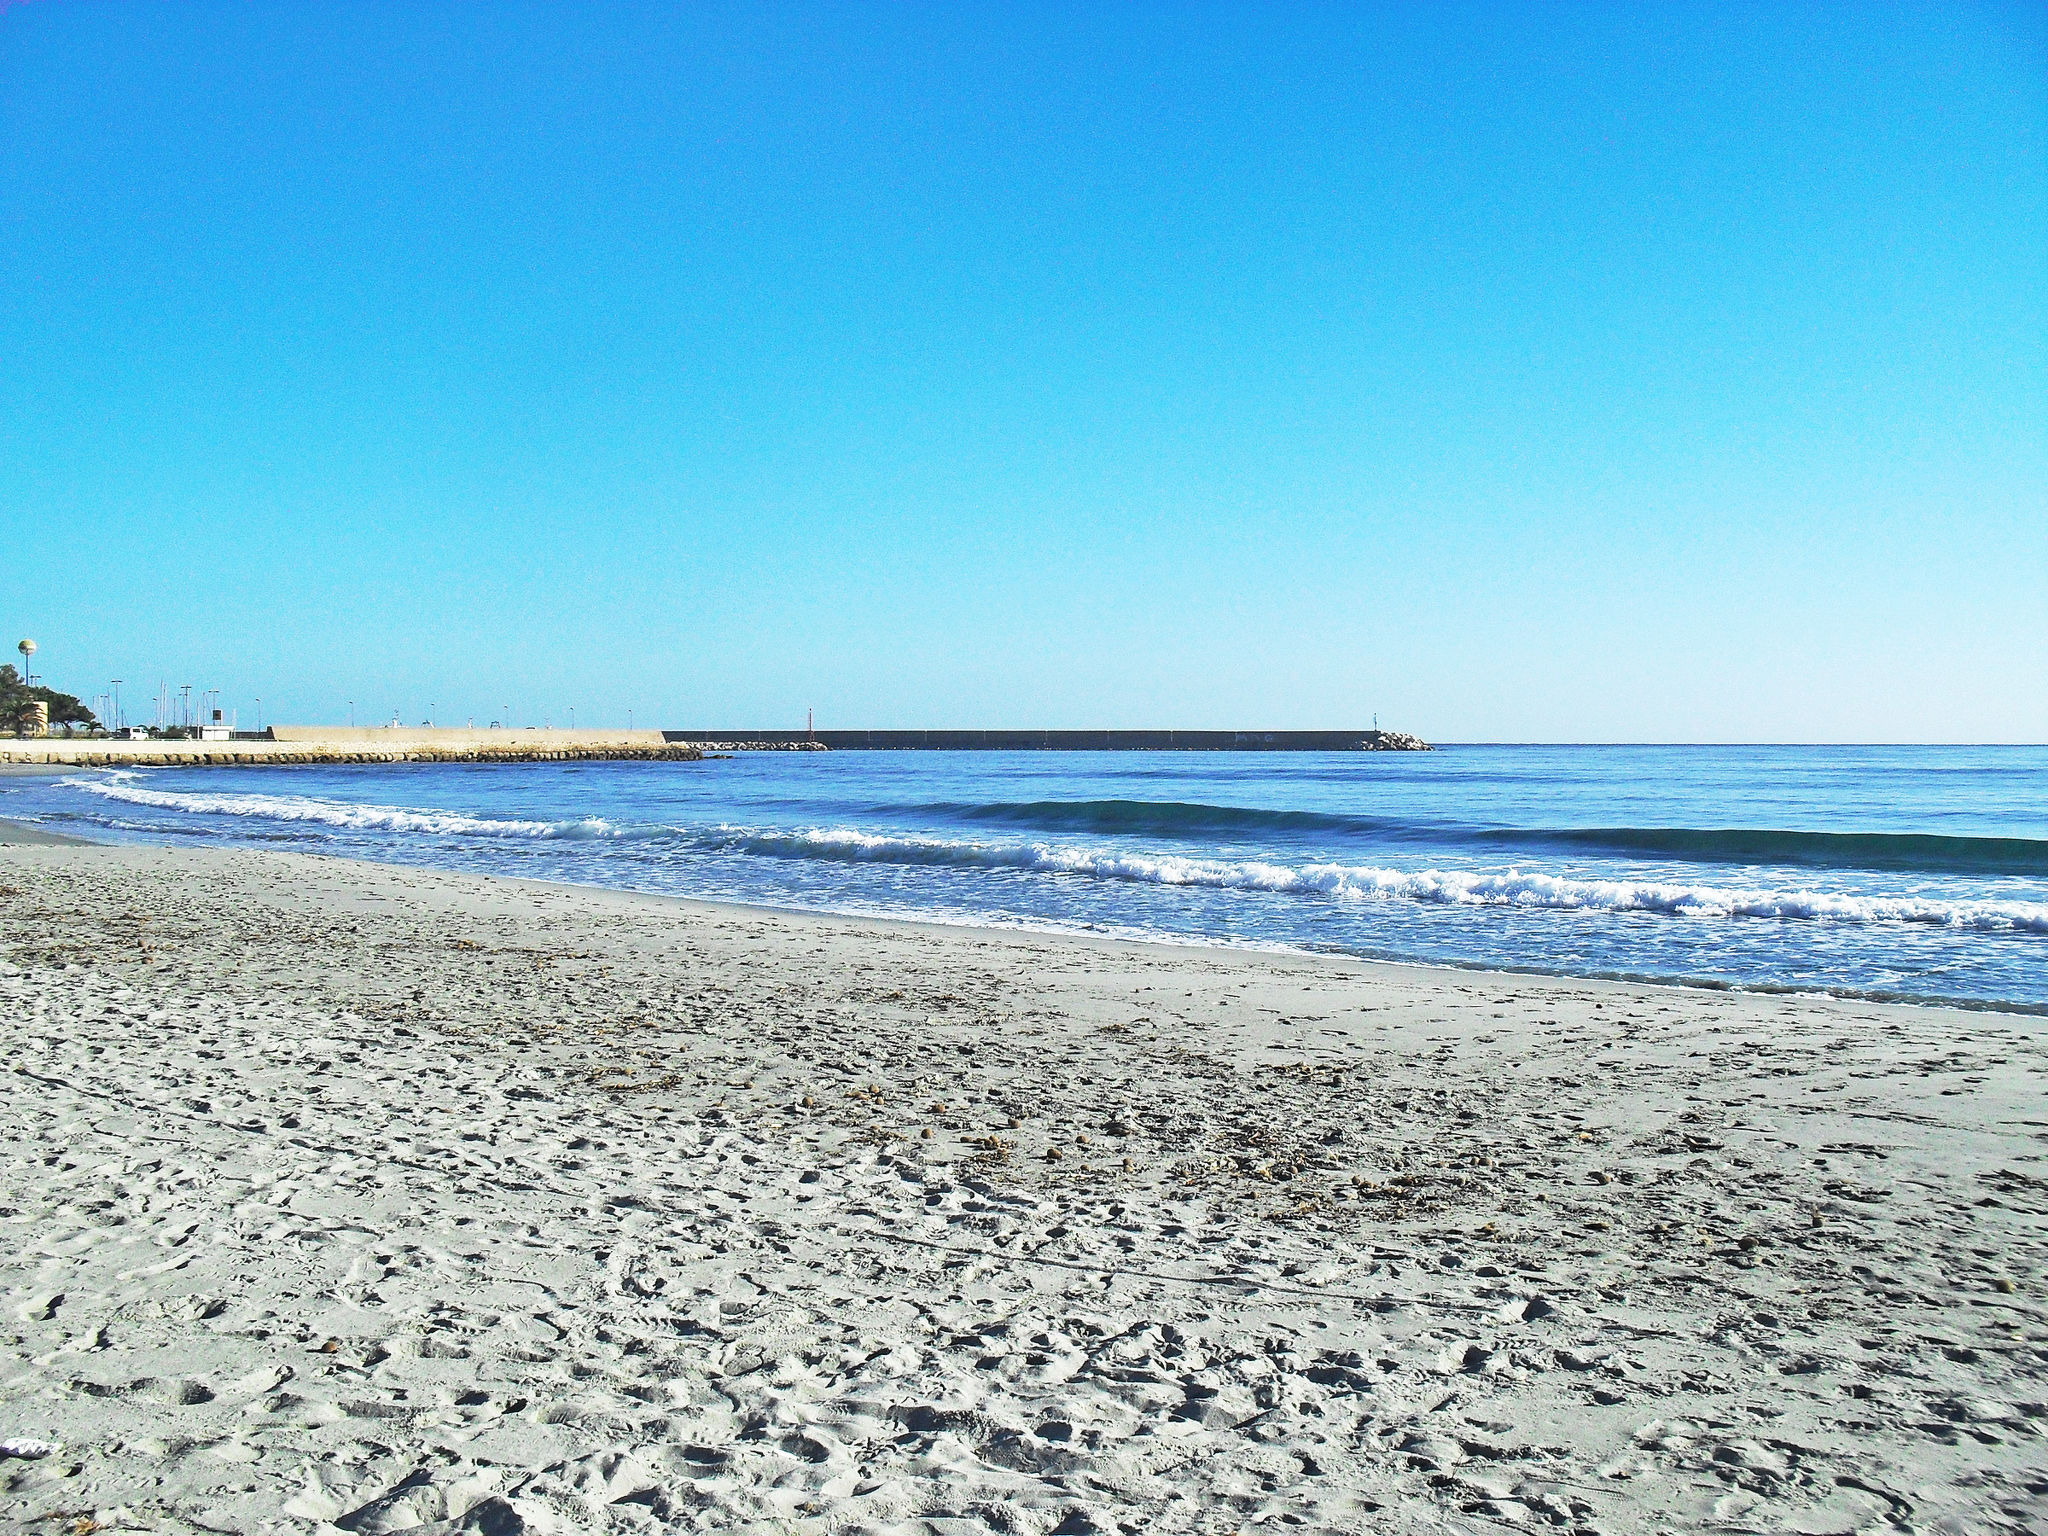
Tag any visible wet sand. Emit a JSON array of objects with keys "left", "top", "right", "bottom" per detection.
[{"left": 0, "top": 814, "right": 93, "bottom": 845}]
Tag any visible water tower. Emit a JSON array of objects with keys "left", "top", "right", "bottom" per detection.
[{"left": 15, "top": 638, "right": 34, "bottom": 686}]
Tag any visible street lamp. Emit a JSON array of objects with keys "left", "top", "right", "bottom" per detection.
[{"left": 110, "top": 680, "right": 123, "bottom": 732}]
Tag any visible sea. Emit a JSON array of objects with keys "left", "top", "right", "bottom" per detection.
[{"left": 8, "top": 745, "right": 2046, "bottom": 1012}]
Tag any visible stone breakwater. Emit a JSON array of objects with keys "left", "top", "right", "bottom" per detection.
[
  {"left": 662, "top": 728, "right": 1431, "bottom": 751},
  {"left": 670, "top": 739, "right": 831, "bottom": 753},
  {"left": 0, "top": 742, "right": 707, "bottom": 768},
  {"left": 3, "top": 728, "right": 1431, "bottom": 764}
]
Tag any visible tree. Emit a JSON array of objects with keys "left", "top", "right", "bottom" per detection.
[{"left": 0, "top": 664, "right": 99, "bottom": 734}]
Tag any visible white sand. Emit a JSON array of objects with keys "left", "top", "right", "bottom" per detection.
[{"left": 2, "top": 844, "right": 2042, "bottom": 1534}]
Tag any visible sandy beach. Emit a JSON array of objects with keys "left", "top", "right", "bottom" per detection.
[{"left": 2, "top": 841, "right": 2042, "bottom": 1534}]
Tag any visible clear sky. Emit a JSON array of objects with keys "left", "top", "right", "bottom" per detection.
[{"left": 2, "top": 3, "right": 2042, "bottom": 741}]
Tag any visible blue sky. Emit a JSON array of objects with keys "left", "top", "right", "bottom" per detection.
[{"left": 2, "top": 3, "right": 2042, "bottom": 740}]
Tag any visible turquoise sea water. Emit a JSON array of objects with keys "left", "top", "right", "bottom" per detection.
[{"left": 9, "top": 745, "right": 2046, "bottom": 1010}]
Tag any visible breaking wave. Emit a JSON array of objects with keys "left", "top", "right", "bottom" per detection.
[
  {"left": 725, "top": 827, "right": 2048, "bottom": 934},
  {"left": 57, "top": 773, "right": 2048, "bottom": 936},
  {"left": 62, "top": 773, "right": 619, "bottom": 840}
]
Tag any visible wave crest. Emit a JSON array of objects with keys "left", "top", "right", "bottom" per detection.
[
  {"left": 929, "top": 799, "right": 2048, "bottom": 875},
  {"left": 729, "top": 827, "right": 2048, "bottom": 934},
  {"left": 62, "top": 773, "right": 618, "bottom": 840},
  {"left": 57, "top": 774, "right": 2048, "bottom": 936}
]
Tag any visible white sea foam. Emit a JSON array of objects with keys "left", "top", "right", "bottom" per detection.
[
  {"left": 728, "top": 827, "right": 2048, "bottom": 934},
  {"left": 63, "top": 773, "right": 617, "bottom": 840},
  {"left": 58, "top": 774, "right": 2048, "bottom": 935}
]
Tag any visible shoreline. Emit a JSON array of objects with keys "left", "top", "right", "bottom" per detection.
[
  {"left": 2, "top": 839, "right": 2042, "bottom": 1532},
  {"left": 476, "top": 884, "right": 2048, "bottom": 1021},
  {"left": 0, "top": 814, "right": 95, "bottom": 846},
  {"left": 11, "top": 805, "right": 2044, "bottom": 1017}
]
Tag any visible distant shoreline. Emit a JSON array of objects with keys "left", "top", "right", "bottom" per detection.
[{"left": 0, "top": 729, "right": 710, "bottom": 768}]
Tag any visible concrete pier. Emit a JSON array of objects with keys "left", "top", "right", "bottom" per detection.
[{"left": 663, "top": 728, "right": 1430, "bottom": 751}]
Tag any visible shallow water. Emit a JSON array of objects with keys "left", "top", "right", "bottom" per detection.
[{"left": 10, "top": 745, "right": 2046, "bottom": 1009}]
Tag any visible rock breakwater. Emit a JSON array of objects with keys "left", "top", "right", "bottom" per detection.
[
  {"left": 0, "top": 743, "right": 707, "bottom": 768},
  {"left": 668, "top": 739, "right": 831, "bottom": 753}
]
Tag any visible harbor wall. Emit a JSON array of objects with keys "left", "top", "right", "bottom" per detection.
[
  {"left": 2, "top": 726, "right": 1430, "bottom": 766},
  {"left": 270, "top": 726, "right": 667, "bottom": 749},
  {"left": 662, "top": 728, "right": 1429, "bottom": 751}
]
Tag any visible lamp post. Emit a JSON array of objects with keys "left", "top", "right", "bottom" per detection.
[
  {"left": 348, "top": 700, "right": 354, "bottom": 727},
  {"left": 15, "top": 639, "right": 34, "bottom": 687},
  {"left": 110, "top": 680, "right": 123, "bottom": 732}
]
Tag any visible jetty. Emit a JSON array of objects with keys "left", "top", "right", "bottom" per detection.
[
  {"left": 1, "top": 725, "right": 1429, "bottom": 767},
  {"left": 662, "top": 728, "right": 1430, "bottom": 751}
]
